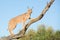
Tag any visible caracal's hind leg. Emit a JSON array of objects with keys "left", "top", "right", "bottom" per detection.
[
  {"left": 9, "top": 29, "right": 14, "bottom": 36},
  {"left": 8, "top": 23, "right": 16, "bottom": 36}
]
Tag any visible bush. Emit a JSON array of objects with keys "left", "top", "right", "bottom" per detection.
[{"left": 19, "top": 25, "right": 60, "bottom": 40}]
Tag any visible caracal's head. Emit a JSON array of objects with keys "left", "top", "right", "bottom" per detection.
[
  {"left": 26, "top": 8, "right": 32, "bottom": 19},
  {"left": 27, "top": 8, "right": 32, "bottom": 15}
]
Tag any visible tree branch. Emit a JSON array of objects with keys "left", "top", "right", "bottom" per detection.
[{"left": 0, "top": 0, "right": 54, "bottom": 40}]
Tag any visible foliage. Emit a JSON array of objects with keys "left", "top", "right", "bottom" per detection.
[{"left": 19, "top": 25, "right": 60, "bottom": 40}]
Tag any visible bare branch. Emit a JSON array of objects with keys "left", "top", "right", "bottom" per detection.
[
  {"left": 12, "top": 0, "right": 55, "bottom": 39},
  {"left": 0, "top": 0, "right": 54, "bottom": 40}
]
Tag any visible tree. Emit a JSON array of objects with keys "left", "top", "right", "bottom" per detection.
[{"left": 0, "top": 0, "right": 54, "bottom": 40}]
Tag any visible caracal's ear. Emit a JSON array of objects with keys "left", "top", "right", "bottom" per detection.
[
  {"left": 27, "top": 7, "right": 33, "bottom": 14},
  {"left": 27, "top": 7, "right": 30, "bottom": 11},
  {"left": 27, "top": 6, "right": 33, "bottom": 10}
]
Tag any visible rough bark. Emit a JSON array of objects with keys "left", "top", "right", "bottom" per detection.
[{"left": 0, "top": 0, "right": 54, "bottom": 40}]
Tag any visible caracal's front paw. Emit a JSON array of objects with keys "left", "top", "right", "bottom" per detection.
[{"left": 10, "top": 34, "right": 15, "bottom": 37}]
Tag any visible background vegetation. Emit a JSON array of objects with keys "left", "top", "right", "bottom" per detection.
[{"left": 18, "top": 25, "right": 60, "bottom": 40}]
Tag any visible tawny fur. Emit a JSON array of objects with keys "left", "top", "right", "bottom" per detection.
[{"left": 8, "top": 8, "right": 32, "bottom": 36}]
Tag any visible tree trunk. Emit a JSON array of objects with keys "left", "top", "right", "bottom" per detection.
[{"left": 0, "top": 0, "right": 54, "bottom": 40}]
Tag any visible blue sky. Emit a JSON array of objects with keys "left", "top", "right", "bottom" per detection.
[{"left": 0, "top": 0, "right": 60, "bottom": 37}]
